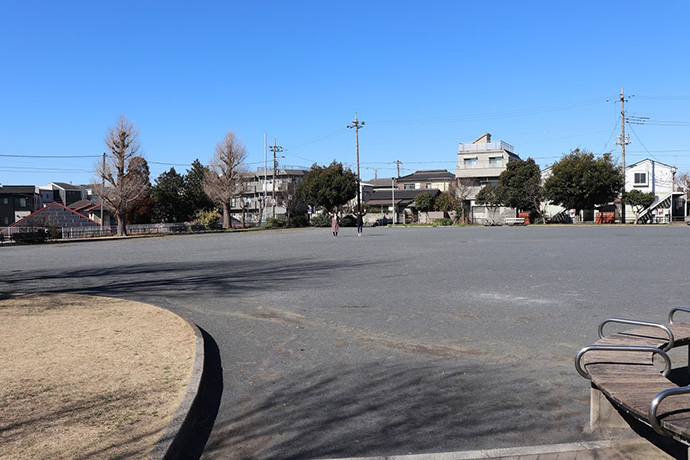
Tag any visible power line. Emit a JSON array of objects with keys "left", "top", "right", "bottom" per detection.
[
  {"left": 626, "top": 122, "right": 660, "bottom": 162},
  {"left": 0, "top": 154, "right": 100, "bottom": 158}
]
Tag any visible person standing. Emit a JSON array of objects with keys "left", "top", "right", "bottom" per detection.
[
  {"left": 331, "top": 211, "right": 340, "bottom": 237},
  {"left": 356, "top": 211, "right": 364, "bottom": 236}
]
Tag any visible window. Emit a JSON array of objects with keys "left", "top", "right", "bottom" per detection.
[
  {"left": 464, "top": 158, "right": 477, "bottom": 168},
  {"left": 1, "top": 216, "right": 8, "bottom": 225},
  {"left": 489, "top": 156, "right": 503, "bottom": 167},
  {"left": 0, "top": 197, "right": 8, "bottom": 205},
  {"left": 14, "top": 197, "right": 26, "bottom": 207},
  {"left": 403, "top": 184, "right": 416, "bottom": 190},
  {"left": 634, "top": 172, "right": 648, "bottom": 186},
  {"left": 425, "top": 183, "right": 432, "bottom": 189}
]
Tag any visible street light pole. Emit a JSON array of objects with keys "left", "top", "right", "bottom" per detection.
[{"left": 347, "top": 113, "right": 365, "bottom": 213}]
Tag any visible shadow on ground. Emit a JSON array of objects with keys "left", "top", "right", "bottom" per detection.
[
  {"left": 1, "top": 259, "right": 377, "bottom": 299},
  {"left": 201, "top": 360, "right": 586, "bottom": 460},
  {"left": 168, "top": 327, "right": 224, "bottom": 460}
]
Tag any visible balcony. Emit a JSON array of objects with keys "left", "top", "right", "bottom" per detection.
[{"left": 458, "top": 141, "right": 514, "bottom": 154}]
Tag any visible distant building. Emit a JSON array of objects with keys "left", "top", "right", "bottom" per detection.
[
  {"left": 230, "top": 167, "right": 309, "bottom": 225},
  {"left": 455, "top": 133, "right": 522, "bottom": 224},
  {"left": 0, "top": 185, "right": 42, "bottom": 226},
  {"left": 39, "top": 182, "right": 87, "bottom": 207},
  {"left": 542, "top": 159, "right": 687, "bottom": 223},
  {"left": 624, "top": 159, "right": 685, "bottom": 223},
  {"left": 395, "top": 169, "right": 455, "bottom": 192}
]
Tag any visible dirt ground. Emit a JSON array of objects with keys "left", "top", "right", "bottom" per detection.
[{"left": 0, "top": 293, "right": 196, "bottom": 460}]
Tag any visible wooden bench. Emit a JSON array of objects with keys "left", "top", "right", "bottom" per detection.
[
  {"left": 576, "top": 308, "right": 690, "bottom": 449},
  {"left": 503, "top": 217, "right": 525, "bottom": 226}
]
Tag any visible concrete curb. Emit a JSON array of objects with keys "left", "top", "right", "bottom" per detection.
[
  {"left": 314, "top": 438, "right": 666, "bottom": 460},
  {"left": 149, "top": 314, "right": 206, "bottom": 460}
]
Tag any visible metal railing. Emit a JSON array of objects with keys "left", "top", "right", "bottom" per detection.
[
  {"left": 458, "top": 141, "right": 514, "bottom": 153},
  {"left": 575, "top": 345, "right": 671, "bottom": 379},
  {"left": 668, "top": 307, "right": 690, "bottom": 324},
  {"left": 650, "top": 387, "right": 690, "bottom": 436},
  {"left": 598, "top": 318, "right": 675, "bottom": 351}
]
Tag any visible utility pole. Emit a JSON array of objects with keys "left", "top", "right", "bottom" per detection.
[
  {"left": 269, "top": 139, "right": 283, "bottom": 219},
  {"left": 391, "top": 177, "right": 396, "bottom": 226},
  {"left": 395, "top": 160, "right": 402, "bottom": 178},
  {"left": 263, "top": 133, "right": 268, "bottom": 225},
  {"left": 347, "top": 113, "right": 365, "bottom": 213},
  {"left": 616, "top": 87, "right": 631, "bottom": 223}
]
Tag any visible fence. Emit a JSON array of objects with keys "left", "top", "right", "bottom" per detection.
[
  {"left": 60, "top": 223, "right": 182, "bottom": 239},
  {"left": 4, "top": 221, "right": 227, "bottom": 242}
]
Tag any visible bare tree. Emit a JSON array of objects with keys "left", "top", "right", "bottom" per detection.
[
  {"left": 203, "top": 130, "right": 248, "bottom": 229},
  {"left": 93, "top": 115, "right": 150, "bottom": 236},
  {"left": 676, "top": 172, "right": 690, "bottom": 196},
  {"left": 449, "top": 177, "right": 474, "bottom": 224}
]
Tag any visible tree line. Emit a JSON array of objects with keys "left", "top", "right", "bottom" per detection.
[
  {"left": 92, "top": 116, "right": 359, "bottom": 236},
  {"left": 93, "top": 116, "right": 680, "bottom": 235}
]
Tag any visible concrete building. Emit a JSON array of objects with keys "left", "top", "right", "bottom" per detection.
[
  {"left": 230, "top": 167, "right": 308, "bottom": 225},
  {"left": 455, "top": 133, "right": 522, "bottom": 224}
]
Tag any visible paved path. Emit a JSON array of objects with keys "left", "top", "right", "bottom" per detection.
[{"left": 2, "top": 225, "right": 689, "bottom": 459}]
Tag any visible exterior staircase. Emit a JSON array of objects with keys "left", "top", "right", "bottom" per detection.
[
  {"left": 634, "top": 193, "right": 673, "bottom": 224},
  {"left": 549, "top": 208, "right": 572, "bottom": 223}
]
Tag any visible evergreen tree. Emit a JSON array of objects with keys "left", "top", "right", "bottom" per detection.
[{"left": 296, "top": 161, "right": 357, "bottom": 212}]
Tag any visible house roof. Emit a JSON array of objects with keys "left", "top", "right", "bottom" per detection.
[
  {"left": 364, "top": 178, "right": 396, "bottom": 189},
  {"left": 0, "top": 185, "right": 37, "bottom": 195},
  {"left": 396, "top": 169, "right": 454, "bottom": 183},
  {"left": 9, "top": 202, "right": 101, "bottom": 229},
  {"left": 68, "top": 199, "right": 98, "bottom": 212},
  {"left": 365, "top": 188, "right": 441, "bottom": 206},
  {"left": 51, "top": 182, "right": 83, "bottom": 190},
  {"left": 627, "top": 158, "right": 677, "bottom": 171}
]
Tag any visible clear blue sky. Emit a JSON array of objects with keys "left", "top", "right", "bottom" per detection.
[{"left": 2, "top": 1, "right": 689, "bottom": 186}]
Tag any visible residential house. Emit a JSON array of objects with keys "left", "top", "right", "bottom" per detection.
[
  {"left": 3, "top": 202, "right": 102, "bottom": 239},
  {"left": 364, "top": 188, "right": 441, "bottom": 225},
  {"left": 68, "top": 199, "right": 113, "bottom": 227},
  {"left": 39, "top": 182, "right": 87, "bottom": 207},
  {"left": 454, "top": 133, "right": 522, "bottom": 224},
  {"left": 0, "top": 185, "right": 42, "bottom": 226},
  {"left": 395, "top": 169, "right": 455, "bottom": 192},
  {"left": 230, "top": 167, "right": 308, "bottom": 225},
  {"left": 541, "top": 158, "right": 686, "bottom": 223},
  {"left": 624, "top": 159, "right": 685, "bottom": 223}
]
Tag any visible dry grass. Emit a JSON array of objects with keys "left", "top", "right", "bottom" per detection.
[{"left": 0, "top": 294, "right": 196, "bottom": 460}]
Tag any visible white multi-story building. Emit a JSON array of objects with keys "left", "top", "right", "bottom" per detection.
[
  {"left": 624, "top": 159, "right": 685, "bottom": 223},
  {"left": 455, "top": 133, "right": 522, "bottom": 224},
  {"left": 230, "top": 167, "right": 308, "bottom": 225}
]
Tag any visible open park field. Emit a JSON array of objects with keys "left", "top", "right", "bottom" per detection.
[{"left": 2, "top": 225, "right": 689, "bottom": 459}]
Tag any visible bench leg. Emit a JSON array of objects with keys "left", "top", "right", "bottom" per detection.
[{"left": 590, "top": 386, "right": 628, "bottom": 431}]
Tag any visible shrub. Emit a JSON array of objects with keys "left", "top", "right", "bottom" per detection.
[
  {"left": 194, "top": 210, "right": 221, "bottom": 227},
  {"left": 310, "top": 213, "right": 331, "bottom": 227},
  {"left": 432, "top": 218, "right": 453, "bottom": 227},
  {"left": 289, "top": 215, "right": 309, "bottom": 228},
  {"left": 267, "top": 217, "right": 287, "bottom": 228},
  {"left": 339, "top": 214, "right": 356, "bottom": 227}
]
